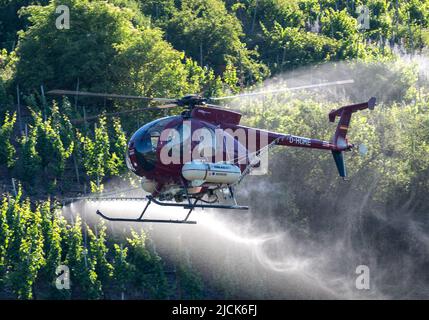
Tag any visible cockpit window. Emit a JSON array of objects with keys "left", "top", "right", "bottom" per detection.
[
  {"left": 129, "top": 117, "right": 180, "bottom": 171},
  {"left": 150, "top": 134, "right": 160, "bottom": 151}
]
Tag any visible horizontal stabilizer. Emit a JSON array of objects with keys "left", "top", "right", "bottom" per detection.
[
  {"left": 329, "top": 97, "right": 376, "bottom": 123},
  {"left": 329, "top": 97, "right": 376, "bottom": 150}
]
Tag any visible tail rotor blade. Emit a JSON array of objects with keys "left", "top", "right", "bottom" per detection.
[{"left": 358, "top": 144, "right": 368, "bottom": 155}]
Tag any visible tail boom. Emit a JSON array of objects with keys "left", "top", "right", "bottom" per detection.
[
  {"left": 232, "top": 98, "right": 376, "bottom": 178},
  {"left": 275, "top": 134, "right": 335, "bottom": 150}
]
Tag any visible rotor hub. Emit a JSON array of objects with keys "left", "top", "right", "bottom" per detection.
[{"left": 177, "top": 94, "right": 207, "bottom": 107}]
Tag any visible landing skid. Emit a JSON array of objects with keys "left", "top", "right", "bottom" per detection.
[
  {"left": 95, "top": 194, "right": 248, "bottom": 224},
  {"left": 96, "top": 209, "right": 198, "bottom": 224}
]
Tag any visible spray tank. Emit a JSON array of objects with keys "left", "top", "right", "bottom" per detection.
[{"left": 182, "top": 161, "right": 241, "bottom": 185}]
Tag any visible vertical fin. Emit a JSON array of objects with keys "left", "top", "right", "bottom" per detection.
[{"left": 332, "top": 150, "right": 347, "bottom": 178}]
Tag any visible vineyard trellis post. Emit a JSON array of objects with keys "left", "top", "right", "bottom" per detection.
[{"left": 16, "top": 84, "right": 22, "bottom": 133}]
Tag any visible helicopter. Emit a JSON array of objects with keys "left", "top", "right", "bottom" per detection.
[{"left": 48, "top": 80, "right": 376, "bottom": 224}]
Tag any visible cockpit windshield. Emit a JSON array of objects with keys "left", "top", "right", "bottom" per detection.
[{"left": 128, "top": 116, "right": 180, "bottom": 171}]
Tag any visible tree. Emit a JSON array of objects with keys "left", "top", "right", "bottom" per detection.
[
  {"left": 162, "top": 0, "right": 269, "bottom": 84},
  {"left": 0, "top": 48, "right": 15, "bottom": 112},
  {"left": 111, "top": 243, "right": 133, "bottom": 299},
  {"left": 64, "top": 215, "right": 102, "bottom": 299},
  {"left": 0, "top": 1, "right": 49, "bottom": 50},
  {"left": 260, "top": 22, "right": 340, "bottom": 72},
  {"left": 0, "top": 197, "right": 11, "bottom": 291},
  {"left": 38, "top": 200, "right": 64, "bottom": 298},
  {"left": 176, "top": 259, "right": 204, "bottom": 299},
  {"left": 87, "top": 222, "right": 113, "bottom": 294},
  {"left": 0, "top": 111, "right": 16, "bottom": 168},
  {"left": 13, "top": 0, "right": 204, "bottom": 106},
  {"left": 14, "top": 126, "right": 42, "bottom": 184},
  {"left": 33, "top": 110, "right": 73, "bottom": 189},
  {"left": 78, "top": 115, "right": 117, "bottom": 192},
  {"left": 321, "top": 8, "right": 357, "bottom": 41},
  {"left": 139, "top": 0, "right": 176, "bottom": 22},
  {"left": 127, "top": 230, "right": 169, "bottom": 299},
  {"left": 4, "top": 190, "right": 45, "bottom": 299},
  {"left": 110, "top": 117, "right": 128, "bottom": 173},
  {"left": 238, "top": 0, "right": 305, "bottom": 33}
]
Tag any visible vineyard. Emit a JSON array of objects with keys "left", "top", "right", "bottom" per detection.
[{"left": 0, "top": 0, "right": 428, "bottom": 299}]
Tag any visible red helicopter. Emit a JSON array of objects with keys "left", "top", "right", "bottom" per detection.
[{"left": 49, "top": 81, "right": 376, "bottom": 224}]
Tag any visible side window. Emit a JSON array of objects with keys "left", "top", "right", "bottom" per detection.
[{"left": 150, "top": 131, "right": 160, "bottom": 151}]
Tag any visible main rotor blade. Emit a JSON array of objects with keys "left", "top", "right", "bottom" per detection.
[
  {"left": 210, "top": 79, "right": 355, "bottom": 101},
  {"left": 69, "top": 106, "right": 166, "bottom": 123},
  {"left": 205, "top": 103, "right": 225, "bottom": 108},
  {"left": 47, "top": 90, "right": 177, "bottom": 102},
  {"left": 157, "top": 103, "right": 179, "bottom": 109}
]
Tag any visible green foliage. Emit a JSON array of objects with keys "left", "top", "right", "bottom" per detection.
[
  {"left": 38, "top": 200, "right": 64, "bottom": 298},
  {"left": 13, "top": 0, "right": 206, "bottom": 101},
  {"left": 0, "top": 197, "right": 11, "bottom": 290},
  {"left": 50, "top": 100, "right": 75, "bottom": 157},
  {"left": 139, "top": 0, "right": 176, "bottom": 22},
  {"left": 2, "top": 189, "right": 45, "bottom": 299},
  {"left": 2, "top": 0, "right": 429, "bottom": 96},
  {"left": 110, "top": 117, "right": 128, "bottom": 173},
  {"left": 0, "top": 191, "right": 205, "bottom": 299},
  {"left": 87, "top": 222, "right": 113, "bottom": 289},
  {"left": 321, "top": 8, "right": 357, "bottom": 41},
  {"left": 0, "top": 77, "right": 7, "bottom": 107},
  {"left": 111, "top": 243, "right": 133, "bottom": 298},
  {"left": 0, "top": 98, "right": 130, "bottom": 195},
  {"left": 33, "top": 110, "right": 73, "bottom": 186},
  {"left": 176, "top": 259, "right": 204, "bottom": 299},
  {"left": 0, "top": 111, "right": 16, "bottom": 168},
  {"left": 160, "top": 0, "right": 269, "bottom": 84},
  {"left": 15, "top": 125, "right": 42, "bottom": 183},
  {"left": 64, "top": 215, "right": 102, "bottom": 299},
  {"left": 0, "top": 1, "right": 49, "bottom": 50},
  {"left": 261, "top": 22, "right": 340, "bottom": 72},
  {"left": 127, "top": 230, "right": 170, "bottom": 299},
  {"left": 239, "top": 0, "right": 305, "bottom": 32},
  {"left": 0, "top": 49, "right": 16, "bottom": 109},
  {"left": 78, "top": 115, "right": 121, "bottom": 192},
  {"left": 13, "top": 103, "right": 76, "bottom": 189}
]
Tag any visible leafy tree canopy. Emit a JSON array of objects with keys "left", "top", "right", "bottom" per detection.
[{"left": 13, "top": 0, "right": 204, "bottom": 98}]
